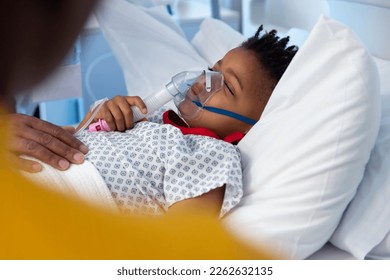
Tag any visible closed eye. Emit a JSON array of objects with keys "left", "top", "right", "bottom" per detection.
[
  {"left": 225, "top": 82, "right": 235, "bottom": 96},
  {"left": 209, "top": 66, "right": 234, "bottom": 96}
]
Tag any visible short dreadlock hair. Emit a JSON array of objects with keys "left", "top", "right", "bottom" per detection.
[{"left": 241, "top": 25, "right": 298, "bottom": 83}]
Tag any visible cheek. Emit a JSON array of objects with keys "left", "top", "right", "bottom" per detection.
[
  {"left": 190, "top": 111, "right": 249, "bottom": 137},
  {"left": 184, "top": 110, "right": 218, "bottom": 129},
  {"left": 246, "top": 99, "right": 265, "bottom": 120},
  {"left": 184, "top": 110, "right": 208, "bottom": 126}
]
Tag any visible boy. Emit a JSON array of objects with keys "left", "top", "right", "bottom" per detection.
[{"left": 76, "top": 26, "right": 298, "bottom": 217}]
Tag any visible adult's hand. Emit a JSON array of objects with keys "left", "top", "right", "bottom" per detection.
[{"left": 6, "top": 114, "right": 89, "bottom": 172}]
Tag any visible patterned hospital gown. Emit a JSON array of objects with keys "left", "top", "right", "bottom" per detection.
[{"left": 76, "top": 110, "right": 243, "bottom": 217}]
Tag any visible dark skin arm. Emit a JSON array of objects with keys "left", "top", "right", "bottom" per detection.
[
  {"left": 6, "top": 114, "right": 89, "bottom": 172},
  {"left": 168, "top": 185, "right": 226, "bottom": 217}
]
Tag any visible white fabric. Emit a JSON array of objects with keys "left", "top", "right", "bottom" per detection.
[
  {"left": 191, "top": 18, "right": 245, "bottom": 67},
  {"left": 76, "top": 109, "right": 243, "bottom": 217},
  {"left": 306, "top": 242, "right": 356, "bottom": 260},
  {"left": 372, "top": 56, "right": 390, "bottom": 95},
  {"left": 330, "top": 90, "right": 390, "bottom": 260},
  {"left": 95, "top": 0, "right": 207, "bottom": 99},
  {"left": 367, "top": 231, "right": 390, "bottom": 260},
  {"left": 124, "top": 0, "right": 174, "bottom": 7},
  {"left": 191, "top": 18, "right": 309, "bottom": 68},
  {"left": 21, "top": 158, "right": 118, "bottom": 212},
  {"left": 223, "top": 16, "right": 381, "bottom": 259}
]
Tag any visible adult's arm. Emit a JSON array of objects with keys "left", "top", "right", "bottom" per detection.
[{"left": 6, "top": 113, "right": 89, "bottom": 172}]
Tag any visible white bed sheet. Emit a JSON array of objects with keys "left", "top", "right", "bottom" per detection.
[
  {"left": 21, "top": 158, "right": 118, "bottom": 213},
  {"left": 307, "top": 243, "right": 356, "bottom": 260}
]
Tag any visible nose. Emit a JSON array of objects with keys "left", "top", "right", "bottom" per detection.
[{"left": 191, "top": 81, "right": 204, "bottom": 96}]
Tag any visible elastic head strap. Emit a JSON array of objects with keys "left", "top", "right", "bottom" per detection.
[{"left": 192, "top": 101, "right": 257, "bottom": 126}]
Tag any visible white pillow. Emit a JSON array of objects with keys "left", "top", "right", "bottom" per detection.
[
  {"left": 330, "top": 90, "right": 390, "bottom": 260},
  {"left": 372, "top": 56, "right": 390, "bottom": 95},
  {"left": 223, "top": 16, "right": 381, "bottom": 259},
  {"left": 191, "top": 18, "right": 245, "bottom": 66},
  {"left": 95, "top": 0, "right": 207, "bottom": 98},
  {"left": 191, "top": 19, "right": 309, "bottom": 67}
]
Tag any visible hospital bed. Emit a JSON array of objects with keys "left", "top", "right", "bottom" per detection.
[{"left": 23, "top": 0, "right": 390, "bottom": 260}]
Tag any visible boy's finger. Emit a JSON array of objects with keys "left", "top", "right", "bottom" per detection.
[
  {"left": 107, "top": 100, "right": 126, "bottom": 131},
  {"left": 103, "top": 108, "right": 117, "bottom": 131},
  {"left": 117, "top": 100, "right": 134, "bottom": 129},
  {"left": 125, "top": 96, "right": 148, "bottom": 115}
]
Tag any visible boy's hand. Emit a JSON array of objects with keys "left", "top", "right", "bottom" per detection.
[{"left": 93, "top": 96, "right": 147, "bottom": 131}]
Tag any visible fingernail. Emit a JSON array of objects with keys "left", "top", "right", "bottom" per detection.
[
  {"left": 79, "top": 144, "right": 89, "bottom": 154},
  {"left": 142, "top": 108, "right": 147, "bottom": 114},
  {"left": 32, "top": 163, "right": 42, "bottom": 172},
  {"left": 58, "top": 159, "right": 70, "bottom": 170},
  {"left": 73, "top": 152, "right": 84, "bottom": 163}
]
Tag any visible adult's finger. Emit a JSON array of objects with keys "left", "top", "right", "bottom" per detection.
[
  {"left": 10, "top": 131, "right": 79, "bottom": 170},
  {"left": 27, "top": 116, "right": 88, "bottom": 152},
  {"left": 62, "top": 126, "right": 76, "bottom": 134},
  {"left": 7, "top": 152, "right": 43, "bottom": 173},
  {"left": 7, "top": 114, "right": 88, "bottom": 170}
]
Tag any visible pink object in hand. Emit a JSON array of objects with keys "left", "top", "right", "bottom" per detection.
[{"left": 88, "top": 119, "right": 111, "bottom": 132}]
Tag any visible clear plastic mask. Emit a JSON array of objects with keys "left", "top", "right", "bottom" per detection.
[
  {"left": 173, "top": 70, "right": 257, "bottom": 126},
  {"left": 173, "top": 70, "right": 224, "bottom": 119}
]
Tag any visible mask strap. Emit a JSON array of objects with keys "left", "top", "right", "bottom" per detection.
[{"left": 192, "top": 101, "right": 257, "bottom": 126}]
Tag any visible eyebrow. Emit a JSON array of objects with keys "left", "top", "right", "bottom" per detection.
[{"left": 216, "top": 60, "right": 244, "bottom": 92}]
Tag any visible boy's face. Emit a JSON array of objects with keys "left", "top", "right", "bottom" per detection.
[{"left": 183, "top": 47, "right": 274, "bottom": 138}]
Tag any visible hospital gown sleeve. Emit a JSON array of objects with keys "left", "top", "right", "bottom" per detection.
[{"left": 162, "top": 134, "right": 244, "bottom": 217}]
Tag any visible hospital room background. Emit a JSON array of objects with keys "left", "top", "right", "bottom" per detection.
[
  {"left": 12, "top": 0, "right": 328, "bottom": 124},
  {"left": 14, "top": 0, "right": 388, "bottom": 125},
  {"left": 17, "top": 0, "right": 390, "bottom": 260}
]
